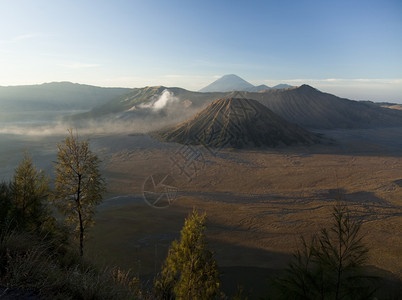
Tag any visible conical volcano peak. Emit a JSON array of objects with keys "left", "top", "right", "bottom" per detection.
[
  {"left": 156, "top": 97, "right": 320, "bottom": 148},
  {"left": 204, "top": 97, "right": 261, "bottom": 122},
  {"left": 297, "top": 84, "right": 318, "bottom": 91},
  {"left": 221, "top": 74, "right": 242, "bottom": 79},
  {"left": 199, "top": 75, "right": 293, "bottom": 92},
  {"left": 199, "top": 75, "right": 254, "bottom": 92},
  {"left": 208, "top": 97, "right": 256, "bottom": 108}
]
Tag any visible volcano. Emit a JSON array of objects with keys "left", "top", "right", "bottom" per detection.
[
  {"left": 199, "top": 74, "right": 254, "bottom": 92},
  {"left": 157, "top": 98, "right": 320, "bottom": 148}
]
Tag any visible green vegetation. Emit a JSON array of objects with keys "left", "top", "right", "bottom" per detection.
[
  {"left": 52, "top": 129, "right": 106, "bottom": 256},
  {"left": 0, "top": 182, "right": 12, "bottom": 229},
  {"left": 0, "top": 152, "right": 54, "bottom": 233},
  {"left": 10, "top": 152, "right": 52, "bottom": 231},
  {"left": 0, "top": 137, "right": 141, "bottom": 299},
  {"left": 154, "top": 209, "right": 221, "bottom": 300}
]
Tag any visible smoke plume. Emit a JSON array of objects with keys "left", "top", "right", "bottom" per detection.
[{"left": 139, "top": 89, "right": 178, "bottom": 110}]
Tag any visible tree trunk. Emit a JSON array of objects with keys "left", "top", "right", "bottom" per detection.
[
  {"left": 335, "top": 219, "right": 343, "bottom": 300},
  {"left": 77, "top": 174, "right": 84, "bottom": 257},
  {"left": 78, "top": 209, "right": 84, "bottom": 257}
]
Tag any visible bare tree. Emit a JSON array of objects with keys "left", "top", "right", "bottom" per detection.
[{"left": 52, "top": 129, "right": 106, "bottom": 256}]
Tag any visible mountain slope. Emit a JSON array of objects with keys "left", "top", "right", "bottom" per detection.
[
  {"left": 76, "top": 86, "right": 225, "bottom": 118},
  {"left": 229, "top": 85, "right": 402, "bottom": 129},
  {"left": 199, "top": 75, "right": 294, "bottom": 92},
  {"left": 0, "top": 82, "right": 131, "bottom": 111},
  {"left": 75, "top": 84, "right": 402, "bottom": 130},
  {"left": 247, "top": 84, "right": 271, "bottom": 92},
  {"left": 199, "top": 74, "right": 255, "bottom": 92},
  {"left": 272, "top": 84, "right": 293, "bottom": 89},
  {"left": 156, "top": 98, "right": 320, "bottom": 148}
]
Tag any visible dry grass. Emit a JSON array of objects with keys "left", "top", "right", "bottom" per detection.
[{"left": 0, "top": 230, "right": 145, "bottom": 299}]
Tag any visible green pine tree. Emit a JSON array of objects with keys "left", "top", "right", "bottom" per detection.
[
  {"left": 276, "top": 202, "right": 377, "bottom": 300},
  {"left": 0, "top": 182, "right": 12, "bottom": 231},
  {"left": 155, "top": 209, "right": 221, "bottom": 300},
  {"left": 10, "top": 152, "right": 50, "bottom": 230}
]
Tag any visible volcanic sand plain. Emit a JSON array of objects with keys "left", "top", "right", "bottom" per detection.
[{"left": 85, "top": 128, "right": 402, "bottom": 295}]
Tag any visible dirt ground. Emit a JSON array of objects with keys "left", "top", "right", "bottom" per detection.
[
  {"left": 1, "top": 129, "right": 401, "bottom": 296},
  {"left": 84, "top": 129, "right": 402, "bottom": 297}
]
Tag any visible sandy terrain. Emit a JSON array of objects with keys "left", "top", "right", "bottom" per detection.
[
  {"left": 1, "top": 129, "right": 401, "bottom": 296},
  {"left": 83, "top": 129, "right": 402, "bottom": 296}
]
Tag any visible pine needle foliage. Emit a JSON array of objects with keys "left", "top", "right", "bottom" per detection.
[
  {"left": 155, "top": 209, "right": 221, "bottom": 300},
  {"left": 9, "top": 152, "right": 51, "bottom": 231},
  {"left": 276, "top": 203, "right": 377, "bottom": 300}
]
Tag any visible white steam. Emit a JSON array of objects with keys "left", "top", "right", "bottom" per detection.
[
  {"left": 139, "top": 89, "right": 178, "bottom": 110},
  {"left": 153, "top": 89, "right": 178, "bottom": 109}
]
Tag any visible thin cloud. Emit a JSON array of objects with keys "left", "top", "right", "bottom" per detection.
[
  {"left": 257, "top": 78, "right": 402, "bottom": 102},
  {"left": 0, "top": 33, "right": 44, "bottom": 44},
  {"left": 261, "top": 78, "right": 402, "bottom": 85},
  {"left": 59, "top": 63, "right": 101, "bottom": 69}
]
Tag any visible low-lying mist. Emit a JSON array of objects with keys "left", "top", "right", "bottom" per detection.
[
  {"left": 0, "top": 118, "right": 170, "bottom": 136},
  {"left": 0, "top": 89, "right": 204, "bottom": 137},
  {"left": 0, "top": 120, "right": 144, "bottom": 136},
  {"left": 0, "top": 88, "right": 198, "bottom": 137},
  {"left": 0, "top": 109, "right": 195, "bottom": 138}
]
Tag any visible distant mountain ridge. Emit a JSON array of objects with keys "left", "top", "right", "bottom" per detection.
[
  {"left": 80, "top": 84, "right": 402, "bottom": 130},
  {"left": 272, "top": 83, "right": 293, "bottom": 89},
  {"left": 0, "top": 82, "right": 131, "bottom": 111},
  {"left": 199, "top": 74, "right": 293, "bottom": 92},
  {"left": 5, "top": 80, "right": 402, "bottom": 132},
  {"left": 72, "top": 86, "right": 221, "bottom": 121},
  {"left": 247, "top": 84, "right": 271, "bottom": 92}
]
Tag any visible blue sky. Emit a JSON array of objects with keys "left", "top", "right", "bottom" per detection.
[{"left": 0, "top": 0, "right": 401, "bottom": 101}]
